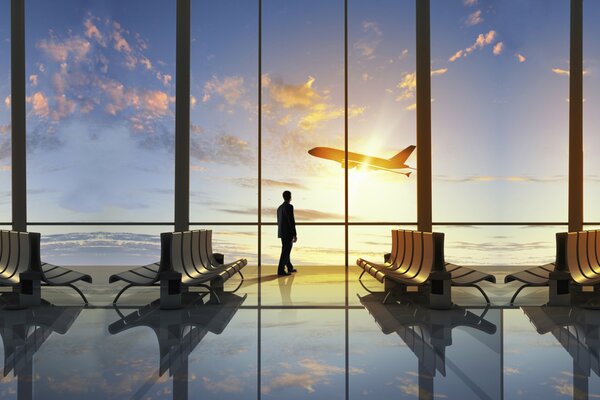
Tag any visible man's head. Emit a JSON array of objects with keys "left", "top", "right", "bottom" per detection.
[{"left": 283, "top": 190, "right": 292, "bottom": 203}]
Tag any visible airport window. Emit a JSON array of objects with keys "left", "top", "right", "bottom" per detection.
[
  {"left": 0, "top": 0, "right": 10, "bottom": 223},
  {"left": 190, "top": 0, "right": 258, "bottom": 223},
  {"left": 261, "top": 0, "right": 345, "bottom": 223},
  {"left": 584, "top": 0, "right": 600, "bottom": 222},
  {"left": 348, "top": 0, "right": 417, "bottom": 223},
  {"left": 24, "top": 0, "right": 175, "bottom": 264}
]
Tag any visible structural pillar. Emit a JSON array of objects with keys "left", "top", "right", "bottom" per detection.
[
  {"left": 11, "top": 0, "right": 27, "bottom": 232},
  {"left": 416, "top": 0, "right": 432, "bottom": 232},
  {"left": 175, "top": 0, "right": 191, "bottom": 232},
  {"left": 569, "top": 0, "right": 583, "bottom": 233}
]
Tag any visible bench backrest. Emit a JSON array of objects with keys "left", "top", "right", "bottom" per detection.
[
  {"left": 167, "top": 231, "right": 217, "bottom": 281},
  {"left": 0, "top": 230, "right": 39, "bottom": 283},
  {"left": 566, "top": 231, "right": 600, "bottom": 284},
  {"left": 390, "top": 229, "right": 446, "bottom": 283}
]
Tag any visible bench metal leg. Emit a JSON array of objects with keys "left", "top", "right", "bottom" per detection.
[
  {"left": 509, "top": 284, "right": 530, "bottom": 305},
  {"left": 113, "top": 284, "right": 134, "bottom": 304},
  {"left": 198, "top": 283, "right": 221, "bottom": 304},
  {"left": 68, "top": 284, "right": 89, "bottom": 304},
  {"left": 471, "top": 284, "right": 491, "bottom": 304},
  {"left": 382, "top": 289, "right": 394, "bottom": 304}
]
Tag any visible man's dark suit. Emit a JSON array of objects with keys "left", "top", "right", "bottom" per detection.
[{"left": 277, "top": 202, "right": 297, "bottom": 274}]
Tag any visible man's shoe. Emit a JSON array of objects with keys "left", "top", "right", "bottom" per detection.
[
  {"left": 289, "top": 269, "right": 297, "bottom": 273},
  {"left": 278, "top": 271, "right": 291, "bottom": 276}
]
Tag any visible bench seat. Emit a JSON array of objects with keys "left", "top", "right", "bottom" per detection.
[{"left": 357, "top": 229, "right": 495, "bottom": 307}]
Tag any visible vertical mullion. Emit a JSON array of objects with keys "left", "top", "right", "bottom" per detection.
[
  {"left": 11, "top": 0, "right": 26, "bottom": 232},
  {"left": 175, "top": 0, "right": 191, "bottom": 232},
  {"left": 344, "top": 1, "right": 349, "bottom": 400},
  {"left": 416, "top": 0, "right": 432, "bottom": 233},
  {"left": 257, "top": 1, "right": 262, "bottom": 399},
  {"left": 569, "top": 0, "right": 583, "bottom": 232}
]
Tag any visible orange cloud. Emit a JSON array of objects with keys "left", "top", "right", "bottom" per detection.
[
  {"left": 37, "top": 36, "right": 91, "bottom": 62},
  {"left": 493, "top": 42, "right": 504, "bottom": 55},
  {"left": 4, "top": 95, "right": 10, "bottom": 109},
  {"left": 449, "top": 30, "right": 497, "bottom": 62},
  {"left": 353, "top": 21, "right": 383, "bottom": 59},
  {"left": 515, "top": 53, "right": 526, "bottom": 63},
  {"left": 27, "top": 91, "right": 50, "bottom": 118},
  {"left": 84, "top": 17, "right": 105, "bottom": 46}
]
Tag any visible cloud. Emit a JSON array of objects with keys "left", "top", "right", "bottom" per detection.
[
  {"left": 464, "top": 0, "right": 477, "bottom": 5},
  {"left": 431, "top": 68, "right": 448, "bottom": 76},
  {"left": 202, "top": 376, "right": 245, "bottom": 394},
  {"left": 262, "top": 359, "right": 356, "bottom": 395},
  {"left": 230, "top": 178, "right": 307, "bottom": 190},
  {"left": 362, "top": 72, "right": 373, "bottom": 81},
  {"left": 190, "top": 127, "right": 254, "bottom": 166},
  {"left": 395, "top": 69, "right": 447, "bottom": 102},
  {"left": 353, "top": 21, "right": 383, "bottom": 59},
  {"left": 434, "top": 174, "right": 565, "bottom": 183},
  {"left": 27, "top": 91, "right": 50, "bottom": 118},
  {"left": 552, "top": 68, "right": 569, "bottom": 76},
  {"left": 38, "top": 35, "right": 91, "bottom": 63},
  {"left": 29, "top": 74, "right": 39, "bottom": 87},
  {"left": 504, "top": 367, "right": 520, "bottom": 375},
  {"left": 465, "top": 10, "right": 483, "bottom": 26},
  {"left": 111, "top": 21, "right": 137, "bottom": 69},
  {"left": 218, "top": 206, "right": 343, "bottom": 221},
  {"left": 263, "top": 75, "right": 320, "bottom": 109},
  {"left": 449, "top": 30, "right": 497, "bottom": 62},
  {"left": 84, "top": 17, "right": 105, "bottom": 46},
  {"left": 3, "top": 95, "right": 9, "bottom": 109},
  {"left": 202, "top": 75, "right": 245, "bottom": 105},
  {"left": 263, "top": 74, "right": 363, "bottom": 131},
  {"left": 515, "top": 53, "right": 526, "bottom": 63},
  {"left": 493, "top": 42, "right": 504, "bottom": 56}
]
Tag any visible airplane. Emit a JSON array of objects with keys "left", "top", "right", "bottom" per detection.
[{"left": 308, "top": 145, "right": 416, "bottom": 177}]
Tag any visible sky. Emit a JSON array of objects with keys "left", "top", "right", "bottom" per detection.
[{"left": 0, "top": 0, "right": 599, "bottom": 265}]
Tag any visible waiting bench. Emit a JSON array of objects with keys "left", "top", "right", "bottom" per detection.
[
  {"left": 357, "top": 229, "right": 495, "bottom": 309},
  {"left": 506, "top": 230, "right": 600, "bottom": 305},
  {"left": 0, "top": 230, "right": 92, "bottom": 305},
  {"left": 109, "top": 229, "right": 247, "bottom": 307}
]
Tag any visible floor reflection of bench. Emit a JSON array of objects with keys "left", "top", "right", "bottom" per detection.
[
  {"left": 523, "top": 306, "right": 600, "bottom": 399},
  {"left": 506, "top": 231, "right": 600, "bottom": 305},
  {"left": 109, "top": 229, "right": 247, "bottom": 308},
  {"left": 109, "top": 292, "right": 246, "bottom": 399},
  {"left": 359, "top": 293, "right": 498, "bottom": 400},
  {"left": 357, "top": 230, "right": 495, "bottom": 309},
  {"left": 0, "top": 230, "right": 92, "bottom": 305},
  {"left": 0, "top": 302, "right": 82, "bottom": 398}
]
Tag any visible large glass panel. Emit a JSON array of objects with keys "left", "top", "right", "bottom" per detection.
[
  {"left": 0, "top": 0, "right": 10, "bottom": 223},
  {"left": 261, "top": 309, "right": 345, "bottom": 398},
  {"left": 33, "top": 225, "right": 168, "bottom": 266},
  {"left": 431, "top": 0, "right": 569, "bottom": 222},
  {"left": 348, "top": 0, "right": 416, "bottom": 223},
  {"left": 26, "top": 0, "right": 175, "bottom": 223},
  {"left": 584, "top": 2, "right": 600, "bottom": 222},
  {"left": 262, "top": 0, "right": 345, "bottom": 223},
  {"left": 190, "top": 0, "right": 258, "bottom": 223},
  {"left": 350, "top": 307, "right": 502, "bottom": 399},
  {"left": 261, "top": 225, "right": 345, "bottom": 305}
]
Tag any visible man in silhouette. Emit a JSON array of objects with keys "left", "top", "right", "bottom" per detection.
[{"left": 277, "top": 190, "right": 297, "bottom": 276}]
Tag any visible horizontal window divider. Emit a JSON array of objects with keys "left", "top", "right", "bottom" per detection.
[{"left": 15, "top": 222, "right": 600, "bottom": 227}]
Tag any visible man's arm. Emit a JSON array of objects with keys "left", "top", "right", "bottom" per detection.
[{"left": 289, "top": 204, "right": 297, "bottom": 239}]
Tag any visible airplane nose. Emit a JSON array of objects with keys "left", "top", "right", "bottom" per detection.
[{"left": 308, "top": 148, "right": 316, "bottom": 155}]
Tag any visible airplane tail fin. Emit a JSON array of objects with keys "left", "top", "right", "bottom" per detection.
[
  {"left": 405, "top": 171, "right": 412, "bottom": 178},
  {"left": 389, "top": 145, "right": 416, "bottom": 167}
]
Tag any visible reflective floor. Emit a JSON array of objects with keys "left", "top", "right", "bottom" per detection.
[{"left": 1, "top": 268, "right": 600, "bottom": 399}]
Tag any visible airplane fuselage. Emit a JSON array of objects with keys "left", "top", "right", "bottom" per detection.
[{"left": 308, "top": 147, "right": 409, "bottom": 170}]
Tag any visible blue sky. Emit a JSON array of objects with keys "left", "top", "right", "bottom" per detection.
[{"left": 1, "top": 0, "right": 600, "bottom": 265}]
